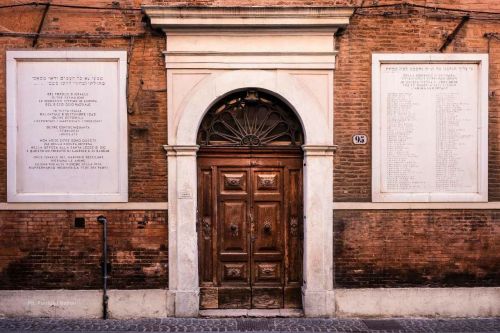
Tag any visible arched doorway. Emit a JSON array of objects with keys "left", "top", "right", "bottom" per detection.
[
  {"left": 165, "top": 69, "right": 336, "bottom": 317},
  {"left": 196, "top": 89, "right": 304, "bottom": 309}
]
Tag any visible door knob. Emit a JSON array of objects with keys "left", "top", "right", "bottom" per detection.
[
  {"left": 263, "top": 222, "right": 272, "bottom": 234},
  {"left": 230, "top": 223, "right": 239, "bottom": 237}
]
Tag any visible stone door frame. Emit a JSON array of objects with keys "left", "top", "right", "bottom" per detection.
[
  {"left": 164, "top": 70, "right": 336, "bottom": 317},
  {"left": 143, "top": 5, "right": 354, "bottom": 317}
]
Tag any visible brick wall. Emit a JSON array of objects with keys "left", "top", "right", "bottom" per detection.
[
  {"left": 0, "top": 211, "right": 167, "bottom": 289},
  {"left": 330, "top": 1, "right": 500, "bottom": 287},
  {"left": 334, "top": 210, "right": 500, "bottom": 287},
  {"left": 333, "top": 0, "right": 500, "bottom": 201},
  {"left": 0, "top": 0, "right": 498, "bottom": 290},
  {"left": 0, "top": 2, "right": 169, "bottom": 289},
  {"left": 0, "top": 2, "right": 168, "bottom": 202}
]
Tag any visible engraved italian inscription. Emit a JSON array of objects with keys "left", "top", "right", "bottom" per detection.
[
  {"left": 8, "top": 51, "right": 127, "bottom": 202},
  {"left": 378, "top": 62, "right": 483, "bottom": 200}
]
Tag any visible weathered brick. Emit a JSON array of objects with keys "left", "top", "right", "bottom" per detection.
[
  {"left": 334, "top": 210, "right": 500, "bottom": 287},
  {"left": 0, "top": 0, "right": 498, "bottom": 290},
  {"left": 0, "top": 211, "right": 168, "bottom": 289}
]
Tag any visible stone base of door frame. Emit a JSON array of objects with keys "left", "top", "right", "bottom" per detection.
[
  {"left": 302, "top": 289, "right": 336, "bottom": 317},
  {"left": 0, "top": 288, "right": 499, "bottom": 318}
]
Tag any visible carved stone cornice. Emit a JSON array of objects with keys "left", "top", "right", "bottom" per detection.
[
  {"left": 163, "top": 145, "right": 199, "bottom": 157},
  {"left": 143, "top": 6, "right": 352, "bottom": 69},
  {"left": 302, "top": 144, "right": 337, "bottom": 156},
  {"left": 142, "top": 7, "right": 354, "bottom": 31}
]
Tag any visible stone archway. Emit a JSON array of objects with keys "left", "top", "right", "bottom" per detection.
[
  {"left": 196, "top": 89, "right": 305, "bottom": 310},
  {"left": 143, "top": 5, "right": 353, "bottom": 317},
  {"left": 164, "top": 70, "right": 336, "bottom": 316}
]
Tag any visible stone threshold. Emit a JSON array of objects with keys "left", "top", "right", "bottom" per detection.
[{"left": 199, "top": 309, "right": 304, "bottom": 318}]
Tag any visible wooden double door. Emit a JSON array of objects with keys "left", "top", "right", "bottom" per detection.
[{"left": 197, "top": 149, "right": 303, "bottom": 309}]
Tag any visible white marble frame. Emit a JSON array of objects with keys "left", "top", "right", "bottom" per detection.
[
  {"left": 144, "top": 5, "right": 354, "bottom": 317},
  {"left": 372, "top": 53, "right": 489, "bottom": 203},
  {"left": 165, "top": 70, "right": 336, "bottom": 317},
  {"left": 7, "top": 50, "right": 128, "bottom": 202}
]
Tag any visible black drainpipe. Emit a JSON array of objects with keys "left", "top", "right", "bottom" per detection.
[{"left": 97, "top": 215, "right": 109, "bottom": 320}]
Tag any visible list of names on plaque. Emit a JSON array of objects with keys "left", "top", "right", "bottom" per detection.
[
  {"left": 12, "top": 57, "right": 125, "bottom": 200},
  {"left": 379, "top": 63, "right": 479, "bottom": 195}
]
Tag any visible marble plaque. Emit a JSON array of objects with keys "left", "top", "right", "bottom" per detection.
[
  {"left": 372, "top": 54, "right": 488, "bottom": 202},
  {"left": 7, "top": 51, "right": 128, "bottom": 202}
]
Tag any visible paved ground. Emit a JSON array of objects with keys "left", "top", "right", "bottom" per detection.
[{"left": 0, "top": 317, "right": 498, "bottom": 333}]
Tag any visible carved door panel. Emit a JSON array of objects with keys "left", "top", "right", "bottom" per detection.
[
  {"left": 198, "top": 154, "right": 302, "bottom": 309},
  {"left": 217, "top": 168, "right": 251, "bottom": 308},
  {"left": 251, "top": 169, "right": 283, "bottom": 308}
]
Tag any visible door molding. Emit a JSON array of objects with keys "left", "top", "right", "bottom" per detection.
[
  {"left": 144, "top": 5, "right": 352, "bottom": 317},
  {"left": 163, "top": 70, "right": 336, "bottom": 317}
]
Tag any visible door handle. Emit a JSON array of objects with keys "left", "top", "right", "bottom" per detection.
[
  {"left": 230, "top": 223, "right": 239, "bottom": 237},
  {"left": 263, "top": 222, "right": 272, "bottom": 234}
]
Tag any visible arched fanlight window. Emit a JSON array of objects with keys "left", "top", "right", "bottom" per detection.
[{"left": 197, "top": 89, "right": 304, "bottom": 147}]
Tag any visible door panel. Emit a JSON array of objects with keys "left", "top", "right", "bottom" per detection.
[
  {"left": 198, "top": 153, "right": 303, "bottom": 309},
  {"left": 254, "top": 262, "right": 281, "bottom": 283},
  {"left": 284, "top": 168, "right": 303, "bottom": 308},
  {"left": 252, "top": 199, "right": 283, "bottom": 309},
  {"left": 253, "top": 202, "right": 281, "bottom": 253},
  {"left": 218, "top": 287, "right": 251, "bottom": 309},
  {"left": 219, "top": 201, "right": 248, "bottom": 254},
  {"left": 252, "top": 287, "right": 283, "bottom": 309},
  {"left": 199, "top": 169, "right": 214, "bottom": 284},
  {"left": 200, "top": 287, "right": 218, "bottom": 309},
  {"left": 220, "top": 262, "right": 248, "bottom": 283},
  {"left": 253, "top": 170, "right": 282, "bottom": 202},
  {"left": 221, "top": 172, "right": 247, "bottom": 194}
]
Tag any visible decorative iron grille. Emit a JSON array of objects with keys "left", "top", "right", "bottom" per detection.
[{"left": 197, "top": 90, "right": 304, "bottom": 147}]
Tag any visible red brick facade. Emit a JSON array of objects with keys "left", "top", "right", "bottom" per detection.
[
  {"left": 333, "top": 1, "right": 500, "bottom": 202},
  {"left": 334, "top": 210, "right": 500, "bottom": 288},
  {"left": 0, "top": 211, "right": 167, "bottom": 289},
  {"left": 0, "top": 0, "right": 499, "bottom": 290}
]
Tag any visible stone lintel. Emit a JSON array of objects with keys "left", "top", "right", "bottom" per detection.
[{"left": 142, "top": 7, "right": 354, "bottom": 31}]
